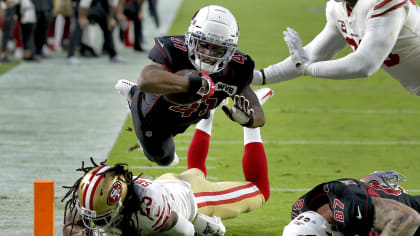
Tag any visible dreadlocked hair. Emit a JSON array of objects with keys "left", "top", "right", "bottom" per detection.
[{"left": 61, "top": 157, "right": 143, "bottom": 235}]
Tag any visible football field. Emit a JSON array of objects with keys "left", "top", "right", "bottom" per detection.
[{"left": 108, "top": 0, "right": 420, "bottom": 235}]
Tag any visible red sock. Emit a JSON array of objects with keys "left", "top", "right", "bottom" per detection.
[
  {"left": 63, "top": 17, "right": 71, "bottom": 39},
  {"left": 47, "top": 17, "right": 55, "bottom": 38},
  {"left": 242, "top": 142, "right": 270, "bottom": 201},
  {"left": 13, "top": 20, "right": 22, "bottom": 48},
  {"left": 124, "top": 20, "right": 134, "bottom": 47},
  {"left": 187, "top": 129, "right": 210, "bottom": 176}
]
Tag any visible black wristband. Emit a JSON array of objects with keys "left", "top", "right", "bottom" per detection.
[
  {"left": 260, "top": 69, "right": 266, "bottom": 85},
  {"left": 242, "top": 116, "right": 254, "bottom": 128},
  {"left": 188, "top": 77, "right": 203, "bottom": 95}
]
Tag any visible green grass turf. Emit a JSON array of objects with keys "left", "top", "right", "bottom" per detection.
[
  {"left": 108, "top": 0, "right": 420, "bottom": 234},
  {"left": 0, "top": 61, "right": 19, "bottom": 74}
]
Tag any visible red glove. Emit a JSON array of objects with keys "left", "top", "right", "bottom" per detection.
[{"left": 197, "top": 71, "right": 215, "bottom": 100}]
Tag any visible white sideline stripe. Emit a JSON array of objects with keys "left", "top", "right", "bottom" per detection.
[
  {"left": 264, "top": 109, "right": 420, "bottom": 114},
  {"left": 275, "top": 86, "right": 404, "bottom": 92},
  {"left": 131, "top": 166, "right": 216, "bottom": 169},
  {"left": 178, "top": 156, "right": 216, "bottom": 161},
  {"left": 176, "top": 140, "right": 420, "bottom": 145},
  {"left": 271, "top": 188, "right": 420, "bottom": 193}
]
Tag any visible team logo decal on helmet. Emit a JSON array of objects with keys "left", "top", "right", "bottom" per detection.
[{"left": 108, "top": 181, "right": 123, "bottom": 205}]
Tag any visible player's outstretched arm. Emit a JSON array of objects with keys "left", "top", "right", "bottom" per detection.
[
  {"left": 252, "top": 20, "right": 345, "bottom": 85},
  {"left": 222, "top": 85, "right": 265, "bottom": 128},
  {"left": 372, "top": 197, "right": 420, "bottom": 236},
  {"left": 138, "top": 62, "right": 191, "bottom": 94},
  {"left": 241, "top": 86, "right": 265, "bottom": 128},
  {"left": 139, "top": 62, "right": 215, "bottom": 99},
  {"left": 302, "top": 9, "right": 406, "bottom": 79}
]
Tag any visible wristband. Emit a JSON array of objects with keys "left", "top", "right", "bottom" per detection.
[
  {"left": 260, "top": 69, "right": 266, "bottom": 85},
  {"left": 242, "top": 116, "right": 254, "bottom": 127},
  {"left": 188, "top": 77, "right": 203, "bottom": 95}
]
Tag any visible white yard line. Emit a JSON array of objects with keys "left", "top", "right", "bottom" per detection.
[
  {"left": 175, "top": 140, "right": 420, "bottom": 145},
  {"left": 134, "top": 156, "right": 216, "bottom": 161},
  {"left": 131, "top": 166, "right": 217, "bottom": 169},
  {"left": 264, "top": 109, "right": 420, "bottom": 114},
  {"left": 271, "top": 188, "right": 420, "bottom": 193}
]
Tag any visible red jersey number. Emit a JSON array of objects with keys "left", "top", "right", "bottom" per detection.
[
  {"left": 169, "top": 98, "right": 218, "bottom": 117},
  {"left": 345, "top": 37, "right": 399, "bottom": 67},
  {"left": 140, "top": 196, "right": 153, "bottom": 217},
  {"left": 231, "top": 53, "right": 247, "bottom": 64},
  {"left": 135, "top": 177, "right": 152, "bottom": 187},
  {"left": 333, "top": 199, "right": 345, "bottom": 223}
]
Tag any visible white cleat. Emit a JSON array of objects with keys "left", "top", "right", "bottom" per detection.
[
  {"left": 110, "top": 55, "right": 127, "bottom": 63},
  {"left": 255, "top": 87, "right": 274, "bottom": 106},
  {"left": 115, "top": 79, "right": 135, "bottom": 103},
  {"left": 68, "top": 56, "right": 80, "bottom": 65},
  {"left": 169, "top": 152, "right": 179, "bottom": 166}
]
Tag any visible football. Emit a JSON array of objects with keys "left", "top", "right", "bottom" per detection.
[{"left": 163, "top": 69, "right": 202, "bottom": 105}]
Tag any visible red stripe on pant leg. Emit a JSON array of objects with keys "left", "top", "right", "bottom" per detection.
[
  {"left": 194, "top": 183, "right": 256, "bottom": 197},
  {"left": 197, "top": 191, "right": 261, "bottom": 208},
  {"left": 188, "top": 129, "right": 210, "bottom": 176},
  {"left": 242, "top": 142, "right": 270, "bottom": 201}
]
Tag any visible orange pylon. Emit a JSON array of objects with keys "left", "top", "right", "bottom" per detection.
[{"left": 34, "top": 180, "right": 54, "bottom": 236}]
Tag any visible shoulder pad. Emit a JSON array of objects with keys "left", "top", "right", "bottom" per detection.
[
  {"left": 148, "top": 36, "right": 189, "bottom": 72},
  {"left": 148, "top": 36, "right": 173, "bottom": 67}
]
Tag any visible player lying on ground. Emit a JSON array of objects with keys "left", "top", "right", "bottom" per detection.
[
  {"left": 115, "top": 5, "right": 265, "bottom": 167},
  {"left": 253, "top": 0, "right": 420, "bottom": 97},
  {"left": 62, "top": 88, "right": 273, "bottom": 236},
  {"left": 283, "top": 171, "right": 420, "bottom": 236}
]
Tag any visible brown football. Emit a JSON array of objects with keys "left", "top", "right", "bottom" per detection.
[{"left": 163, "top": 69, "right": 202, "bottom": 105}]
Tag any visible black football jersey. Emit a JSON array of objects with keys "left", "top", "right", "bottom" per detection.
[
  {"left": 140, "top": 35, "right": 254, "bottom": 134},
  {"left": 291, "top": 178, "right": 420, "bottom": 235}
]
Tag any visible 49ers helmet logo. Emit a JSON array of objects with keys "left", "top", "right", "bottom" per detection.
[{"left": 108, "top": 181, "right": 123, "bottom": 205}]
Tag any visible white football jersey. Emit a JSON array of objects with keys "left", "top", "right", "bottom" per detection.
[
  {"left": 130, "top": 177, "right": 198, "bottom": 235},
  {"left": 327, "top": 0, "right": 420, "bottom": 94}
]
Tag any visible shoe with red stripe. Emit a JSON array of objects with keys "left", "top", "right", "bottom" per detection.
[{"left": 255, "top": 87, "right": 274, "bottom": 106}]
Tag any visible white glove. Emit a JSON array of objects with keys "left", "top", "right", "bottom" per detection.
[
  {"left": 193, "top": 214, "right": 226, "bottom": 236},
  {"left": 222, "top": 95, "right": 254, "bottom": 127},
  {"left": 283, "top": 27, "right": 310, "bottom": 75}
]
